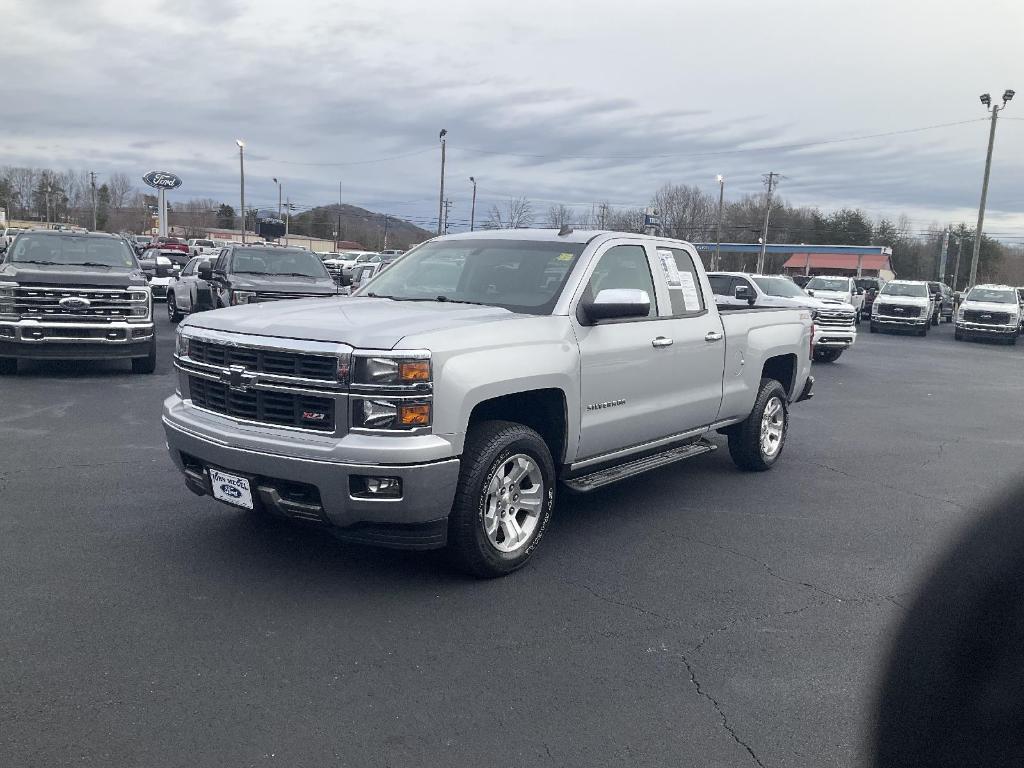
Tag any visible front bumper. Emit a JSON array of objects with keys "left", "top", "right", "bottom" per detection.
[
  {"left": 955, "top": 321, "right": 1018, "bottom": 337},
  {"left": 872, "top": 315, "right": 928, "bottom": 328},
  {"left": 0, "top": 320, "right": 155, "bottom": 359},
  {"left": 813, "top": 327, "right": 856, "bottom": 348},
  {"left": 163, "top": 396, "right": 461, "bottom": 549}
]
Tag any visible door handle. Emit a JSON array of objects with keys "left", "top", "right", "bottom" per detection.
[
  {"left": 705, "top": 330, "right": 724, "bottom": 342},
  {"left": 651, "top": 337, "right": 674, "bottom": 348}
]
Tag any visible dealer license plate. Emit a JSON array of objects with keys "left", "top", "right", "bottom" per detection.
[{"left": 208, "top": 468, "right": 254, "bottom": 510}]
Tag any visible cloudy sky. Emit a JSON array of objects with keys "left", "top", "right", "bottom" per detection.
[{"left": 5, "top": 0, "right": 1023, "bottom": 240}]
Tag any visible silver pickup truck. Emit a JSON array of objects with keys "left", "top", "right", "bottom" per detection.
[{"left": 164, "top": 230, "right": 814, "bottom": 576}]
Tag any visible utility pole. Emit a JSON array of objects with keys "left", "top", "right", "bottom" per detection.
[
  {"left": 284, "top": 198, "right": 291, "bottom": 245},
  {"left": 713, "top": 174, "right": 724, "bottom": 271},
  {"left": 382, "top": 215, "right": 390, "bottom": 250},
  {"left": 756, "top": 172, "right": 778, "bottom": 274},
  {"left": 469, "top": 176, "right": 477, "bottom": 232},
  {"left": 273, "top": 177, "right": 282, "bottom": 219},
  {"left": 437, "top": 129, "right": 447, "bottom": 235},
  {"left": 236, "top": 139, "right": 246, "bottom": 243},
  {"left": 89, "top": 171, "right": 97, "bottom": 230},
  {"left": 937, "top": 227, "right": 950, "bottom": 282},
  {"left": 337, "top": 181, "right": 343, "bottom": 249},
  {"left": 950, "top": 232, "right": 964, "bottom": 291},
  {"left": 969, "top": 89, "right": 1014, "bottom": 288},
  {"left": 443, "top": 199, "right": 453, "bottom": 234}
]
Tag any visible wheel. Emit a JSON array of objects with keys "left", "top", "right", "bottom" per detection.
[
  {"left": 0, "top": 358, "right": 17, "bottom": 375},
  {"left": 869, "top": 322, "right": 877, "bottom": 333},
  {"left": 813, "top": 348, "right": 842, "bottom": 363},
  {"left": 132, "top": 337, "right": 157, "bottom": 374},
  {"left": 728, "top": 379, "right": 789, "bottom": 472},
  {"left": 932, "top": 312, "right": 939, "bottom": 326},
  {"left": 447, "top": 420, "right": 555, "bottom": 578},
  {"left": 166, "top": 292, "right": 182, "bottom": 323}
]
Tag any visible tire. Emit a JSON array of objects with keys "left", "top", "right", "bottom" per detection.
[
  {"left": 918, "top": 324, "right": 928, "bottom": 337},
  {"left": 728, "top": 378, "right": 789, "bottom": 472},
  {"left": 955, "top": 329, "right": 963, "bottom": 341},
  {"left": 132, "top": 337, "right": 157, "bottom": 374},
  {"left": 813, "top": 348, "right": 842, "bottom": 363},
  {"left": 931, "top": 312, "right": 939, "bottom": 326},
  {"left": 447, "top": 420, "right": 556, "bottom": 578},
  {"left": 869, "top": 322, "right": 877, "bottom": 333},
  {"left": 166, "top": 292, "right": 181, "bottom": 323},
  {"left": 1008, "top": 334, "right": 1018, "bottom": 346},
  {"left": 0, "top": 358, "right": 17, "bottom": 375}
]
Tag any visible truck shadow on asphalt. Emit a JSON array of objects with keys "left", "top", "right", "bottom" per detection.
[{"left": 9, "top": 359, "right": 167, "bottom": 378}]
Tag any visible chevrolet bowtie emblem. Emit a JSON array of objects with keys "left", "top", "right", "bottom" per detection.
[{"left": 220, "top": 364, "right": 255, "bottom": 391}]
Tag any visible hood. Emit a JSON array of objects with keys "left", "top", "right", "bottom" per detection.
[
  {"left": 808, "top": 289, "right": 850, "bottom": 301},
  {"left": 962, "top": 300, "right": 1019, "bottom": 314},
  {"left": 806, "top": 297, "right": 855, "bottom": 312},
  {"left": 228, "top": 275, "right": 338, "bottom": 293},
  {"left": 0, "top": 261, "right": 147, "bottom": 288},
  {"left": 183, "top": 296, "right": 526, "bottom": 348}
]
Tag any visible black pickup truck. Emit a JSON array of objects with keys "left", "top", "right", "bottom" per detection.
[{"left": 0, "top": 229, "right": 155, "bottom": 374}]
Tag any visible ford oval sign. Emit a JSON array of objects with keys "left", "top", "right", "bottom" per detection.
[{"left": 142, "top": 170, "right": 183, "bottom": 190}]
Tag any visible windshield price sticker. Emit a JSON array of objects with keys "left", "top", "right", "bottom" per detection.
[
  {"left": 677, "top": 272, "right": 701, "bottom": 311},
  {"left": 657, "top": 250, "right": 682, "bottom": 286}
]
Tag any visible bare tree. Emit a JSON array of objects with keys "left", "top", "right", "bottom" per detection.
[
  {"left": 486, "top": 197, "right": 533, "bottom": 229},
  {"left": 544, "top": 204, "right": 575, "bottom": 229},
  {"left": 590, "top": 202, "right": 613, "bottom": 229},
  {"left": 653, "top": 183, "right": 715, "bottom": 240},
  {"left": 107, "top": 172, "right": 134, "bottom": 210}
]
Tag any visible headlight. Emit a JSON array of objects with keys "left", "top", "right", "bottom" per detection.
[
  {"left": 353, "top": 355, "right": 431, "bottom": 386},
  {"left": 352, "top": 398, "right": 431, "bottom": 430},
  {"left": 175, "top": 329, "right": 190, "bottom": 358},
  {"left": 957, "top": 308, "right": 965, "bottom": 321},
  {"left": 231, "top": 290, "right": 257, "bottom": 305},
  {"left": 0, "top": 282, "right": 16, "bottom": 316}
]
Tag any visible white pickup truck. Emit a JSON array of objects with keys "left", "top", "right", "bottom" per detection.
[
  {"left": 164, "top": 230, "right": 814, "bottom": 576},
  {"left": 709, "top": 271, "right": 857, "bottom": 363}
]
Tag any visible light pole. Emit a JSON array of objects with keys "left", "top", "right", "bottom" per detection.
[
  {"left": 968, "top": 89, "right": 1014, "bottom": 288},
  {"left": 757, "top": 171, "right": 778, "bottom": 274},
  {"left": 713, "top": 174, "right": 724, "bottom": 271},
  {"left": 469, "top": 176, "right": 477, "bottom": 232},
  {"left": 236, "top": 139, "right": 246, "bottom": 243},
  {"left": 437, "top": 129, "right": 447, "bottom": 236},
  {"left": 272, "top": 177, "right": 282, "bottom": 219}
]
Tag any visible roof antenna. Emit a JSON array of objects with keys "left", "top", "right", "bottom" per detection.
[{"left": 557, "top": 225, "right": 573, "bottom": 237}]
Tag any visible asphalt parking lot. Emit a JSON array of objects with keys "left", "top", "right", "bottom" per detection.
[{"left": 3, "top": 311, "right": 1023, "bottom": 768}]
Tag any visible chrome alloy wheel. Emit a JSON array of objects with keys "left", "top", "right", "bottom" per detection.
[
  {"left": 760, "top": 396, "right": 785, "bottom": 458},
  {"left": 483, "top": 454, "right": 544, "bottom": 553}
]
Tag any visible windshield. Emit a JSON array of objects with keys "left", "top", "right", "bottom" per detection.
[
  {"left": 8, "top": 233, "right": 136, "bottom": 267},
  {"left": 355, "top": 254, "right": 377, "bottom": 263},
  {"left": 754, "top": 277, "right": 807, "bottom": 299},
  {"left": 357, "top": 239, "right": 587, "bottom": 314},
  {"left": 230, "top": 248, "right": 330, "bottom": 278},
  {"left": 195, "top": 240, "right": 214, "bottom": 247},
  {"left": 881, "top": 282, "right": 928, "bottom": 298},
  {"left": 855, "top": 278, "right": 880, "bottom": 290},
  {"left": 806, "top": 277, "right": 849, "bottom": 292},
  {"left": 966, "top": 287, "right": 1017, "bottom": 304}
]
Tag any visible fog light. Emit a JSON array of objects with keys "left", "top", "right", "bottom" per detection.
[
  {"left": 0, "top": 326, "right": 14, "bottom": 338},
  {"left": 350, "top": 475, "right": 402, "bottom": 499}
]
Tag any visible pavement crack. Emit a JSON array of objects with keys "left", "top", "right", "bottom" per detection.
[
  {"left": 681, "top": 655, "right": 766, "bottom": 768},
  {"left": 808, "top": 461, "right": 964, "bottom": 510},
  {"left": 560, "top": 578, "right": 680, "bottom": 625}
]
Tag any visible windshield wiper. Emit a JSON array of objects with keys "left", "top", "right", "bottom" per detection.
[
  {"left": 15, "top": 260, "right": 60, "bottom": 265},
  {"left": 434, "top": 295, "right": 487, "bottom": 306},
  {"left": 270, "top": 272, "right": 318, "bottom": 277},
  {"left": 75, "top": 262, "right": 116, "bottom": 268}
]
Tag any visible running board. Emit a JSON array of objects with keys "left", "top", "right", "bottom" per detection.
[{"left": 563, "top": 439, "right": 717, "bottom": 493}]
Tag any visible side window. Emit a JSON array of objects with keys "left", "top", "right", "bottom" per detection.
[
  {"left": 655, "top": 248, "right": 706, "bottom": 315},
  {"left": 585, "top": 245, "right": 657, "bottom": 318},
  {"left": 182, "top": 259, "right": 196, "bottom": 277},
  {"left": 214, "top": 251, "right": 227, "bottom": 272},
  {"left": 708, "top": 274, "right": 732, "bottom": 297}
]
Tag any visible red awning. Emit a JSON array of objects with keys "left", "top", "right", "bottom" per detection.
[{"left": 782, "top": 253, "right": 891, "bottom": 271}]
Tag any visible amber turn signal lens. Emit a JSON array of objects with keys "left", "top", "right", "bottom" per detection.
[
  {"left": 399, "top": 360, "right": 431, "bottom": 381},
  {"left": 397, "top": 403, "right": 431, "bottom": 426}
]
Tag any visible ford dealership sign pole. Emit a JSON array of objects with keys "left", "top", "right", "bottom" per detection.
[{"left": 142, "top": 171, "right": 182, "bottom": 237}]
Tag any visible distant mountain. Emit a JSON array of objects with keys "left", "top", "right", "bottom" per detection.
[{"left": 288, "top": 204, "right": 432, "bottom": 250}]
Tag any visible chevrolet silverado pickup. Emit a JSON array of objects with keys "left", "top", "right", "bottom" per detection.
[
  {"left": 164, "top": 230, "right": 814, "bottom": 576},
  {"left": 0, "top": 229, "right": 155, "bottom": 374}
]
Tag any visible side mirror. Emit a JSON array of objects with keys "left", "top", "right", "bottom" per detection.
[
  {"left": 856, "top": 288, "right": 865, "bottom": 295},
  {"left": 584, "top": 289, "right": 651, "bottom": 322},
  {"left": 806, "top": 289, "right": 815, "bottom": 297},
  {"left": 734, "top": 285, "right": 756, "bottom": 305},
  {"left": 197, "top": 263, "right": 214, "bottom": 280}
]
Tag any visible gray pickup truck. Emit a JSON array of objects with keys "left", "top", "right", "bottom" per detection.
[{"left": 164, "top": 230, "right": 814, "bottom": 576}]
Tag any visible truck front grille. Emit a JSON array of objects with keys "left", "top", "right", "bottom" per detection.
[
  {"left": 876, "top": 303, "right": 921, "bottom": 318},
  {"left": 255, "top": 291, "right": 334, "bottom": 302},
  {"left": 815, "top": 311, "right": 855, "bottom": 327},
  {"left": 963, "top": 310, "right": 1011, "bottom": 324},
  {"left": 12, "top": 285, "right": 147, "bottom": 322},
  {"left": 189, "top": 375, "right": 335, "bottom": 432},
  {"left": 188, "top": 339, "right": 338, "bottom": 381}
]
